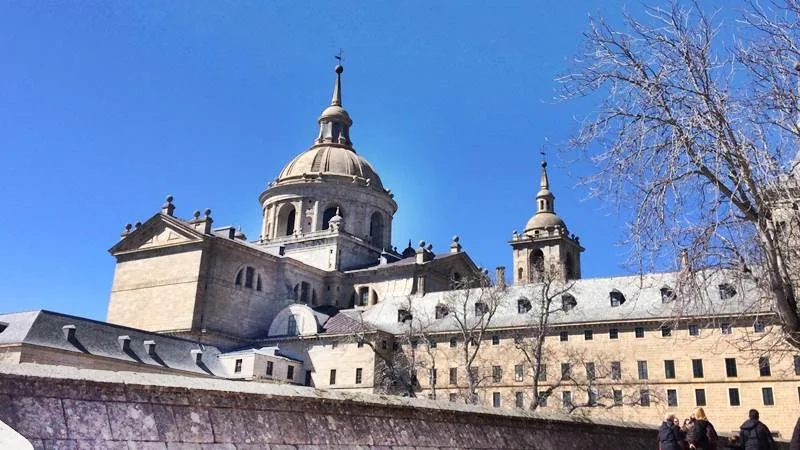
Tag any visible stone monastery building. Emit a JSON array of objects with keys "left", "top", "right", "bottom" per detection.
[{"left": 1, "top": 64, "right": 800, "bottom": 438}]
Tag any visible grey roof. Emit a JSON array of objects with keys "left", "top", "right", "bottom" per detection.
[
  {"left": 219, "top": 346, "right": 303, "bottom": 363},
  {"left": 359, "top": 271, "right": 771, "bottom": 335},
  {"left": 0, "top": 310, "right": 226, "bottom": 376},
  {"left": 345, "top": 251, "right": 467, "bottom": 273}
]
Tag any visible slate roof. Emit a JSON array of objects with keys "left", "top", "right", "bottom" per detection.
[
  {"left": 358, "top": 270, "right": 771, "bottom": 335},
  {"left": 219, "top": 346, "right": 303, "bottom": 363},
  {"left": 0, "top": 310, "right": 227, "bottom": 377}
]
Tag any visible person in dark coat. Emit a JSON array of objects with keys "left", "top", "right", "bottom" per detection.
[
  {"left": 686, "top": 407, "right": 717, "bottom": 450},
  {"left": 659, "top": 413, "right": 685, "bottom": 450},
  {"left": 791, "top": 416, "right": 800, "bottom": 450},
  {"left": 739, "top": 409, "right": 775, "bottom": 450}
]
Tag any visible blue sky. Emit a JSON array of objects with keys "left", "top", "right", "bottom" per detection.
[{"left": 0, "top": 1, "right": 732, "bottom": 320}]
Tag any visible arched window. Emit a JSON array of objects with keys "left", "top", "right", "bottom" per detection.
[
  {"left": 561, "top": 294, "right": 577, "bottom": 312},
  {"left": 235, "top": 270, "right": 243, "bottom": 286},
  {"left": 369, "top": 212, "right": 384, "bottom": 248},
  {"left": 322, "top": 206, "right": 341, "bottom": 230},
  {"left": 530, "top": 249, "right": 544, "bottom": 281},
  {"left": 299, "top": 282, "right": 310, "bottom": 303},
  {"left": 287, "top": 315, "right": 298, "bottom": 336},
  {"left": 609, "top": 290, "right": 626, "bottom": 307},
  {"left": 660, "top": 286, "right": 676, "bottom": 303},
  {"left": 276, "top": 205, "right": 296, "bottom": 237},
  {"left": 245, "top": 267, "right": 255, "bottom": 289},
  {"left": 235, "top": 266, "right": 260, "bottom": 290},
  {"left": 517, "top": 267, "right": 524, "bottom": 281},
  {"left": 357, "top": 287, "right": 369, "bottom": 306}
]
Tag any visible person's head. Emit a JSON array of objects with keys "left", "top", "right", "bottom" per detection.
[
  {"left": 749, "top": 409, "right": 759, "bottom": 421},
  {"left": 693, "top": 407, "right": 707, "bottom": 421},
  {"left": 664, "top": 413, "right": 676, "bottom": 423}
]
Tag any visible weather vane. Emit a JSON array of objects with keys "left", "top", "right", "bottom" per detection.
[{"left": 335, "top": 49, "right": 344, "bottom": 64}]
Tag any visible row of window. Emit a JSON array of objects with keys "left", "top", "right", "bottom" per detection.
[
  {"left": 233, "top": 358, "right": 298, "bottom": 381},
  {"left": 635, "top": 357, "right": 775, "bottom": 380},
  {"left": 234, "top": 266, "right": 263, "bottom": 291},
  {"left": 328, "top": 368, "right": 363, "bottom": 385},
  {"left": 558, "top": 322, "right": 763, "bottom": 342},
  {"left": 479, "top": 386, "right": 777, "bottom": 409}
]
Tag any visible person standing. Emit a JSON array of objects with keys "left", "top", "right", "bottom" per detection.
[
  {"left": 659, "top": 413, "right": 685, "bottom": 450},
  {"left": 687, "top": 407, "right": 717, "bottom": 450},
  {"left": 739, "top": 409, "right": 775, "bottom": 450}
]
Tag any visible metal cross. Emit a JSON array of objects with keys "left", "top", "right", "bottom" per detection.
[{"left": 335, "top": 49, "right": 344, "bottom": 63}]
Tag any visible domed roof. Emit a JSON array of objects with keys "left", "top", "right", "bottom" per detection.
[
  {"left": 319, "top": 105, "right": 352, "bottom": 125},
  {"left": 524, "top": 212, "right": 566, "bottom": 233},
  {"left": 276, "top": 145, "right": 384, "bottom": 190}
]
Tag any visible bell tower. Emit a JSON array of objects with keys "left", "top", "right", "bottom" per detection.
[{"left": 510, "top": 159, "right": 584, "bottom": 284}]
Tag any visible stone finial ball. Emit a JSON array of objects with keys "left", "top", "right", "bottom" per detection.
[
  {"left": 452, "top": 235, "right": 460, "bottom": 243},
  {"left": 166, "top": 195, "right": 173, "bottom": 203},
  {"left": 335, "top": 64, "right": 344, "bottom": 74},
  {"left": 419, "top": 240, "right": 426, "bottom": 248},
  {"left": 204, "top": 208, "right": 212, "bottom": 216},
  {"left": 193, "top": 210, "right": 201, "bottom": 219},
  {"left": 124, "top": 223, "right": 132, "bottom": 231}
]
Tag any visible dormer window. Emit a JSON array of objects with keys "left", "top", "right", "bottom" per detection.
[
  {"left": 287, "top": 315, "right": 298, "bottom": 336},
  {"left": 660, "top": 286, "right": 676, "bottom": 303},
  {"left": 517, "top": 298, "right": 532, "bottom": 314},
  {"left": 610, "top": 290, "right": 626, "bottom": 307},
  {"left": 398, "top": 308, "right": 413, "bottom": 323},
  {"left": 561, "top": 294, "right": 577, "bottom": 312},
  {"left": 718, "top": 283, "right": 737, "bottom": 300},
  {"left": 474, "top": 302, "right": 489, "bottom": 316},
  {"left": 435, "top": 304, "right": 449, "bottom": 319}
]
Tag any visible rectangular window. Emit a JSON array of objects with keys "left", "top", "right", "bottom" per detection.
[
  {"left": 611, "top": 361, "right": 621, "bottom": 380},
  {"left": 537, "top": 364, "right": 547, "bottom": 381},
  {"left": 584, "top": 329, "right": 593, "bottom": 340},
  {"left": 515, "top": 391, "right": 524, "bottom": 408},
  {"left": 637, "top": 361, "right": 648, "bottom": 380},
  {"left": 449, "top": 338, "right": 457, "bottom": 348},
  {"left": 492, "top": 365, "right": 502, "bottom": 383},
  {"left": 762, "top": 387, "right": 774, "bottom": 406},
  {"left": 266, "top": 361, "right": 273, "bottom": 376},
  {"left": 492, "top": 392, "right": 501, "bottom": 408},
  {"left": 759, "top": 357, "right": 771, "bottom": 376},
  {"left": 430, "top": 340, "right": 437, "bottom": 348},
  {"left": 609, "top": 328, "right": 619, "bottom": 339},
  {"left": 725, "top": 358, "right": 738, "bottom": 377},
  {"left": 234, "top": 359, "right": 242, "bottom": 373},
  {"left": 492, "top": 335, "right": 500, "bottom": 345},
  {"left": 692, "top": 359, "right": 704, "bottom": 378},
  {"left": 588, "top": 389, "right": 598, "bottom": 406},
  {"left": 559, "top": 331, "right": 569, "bottom": 342},
  {"left": 449, "top": 367, "right": 457, "bottom": 385},
  {"left": 695, "top": 389, "right": 706, "bottom": 407},
  {"left": 355, "top": 368, "right": 363, "bottom": 384},
  {"left": 561, "top": 363, "right": 571, "bottom": 381},
  {"left": 429, "top": 368, "right": 437, "bottom": 385},
  {"left": 244, "top": 266, "right": 254, "bottom": 288},
  {"left": 613, "top": 389, "right": 623, "bottom": 406},
  {"left": 688, "top": 324, "right": 699, "bottom": 336},
  {"left": 392, "top": 342, "right": 399, "bottom": 350},
  {"left": 586, "top": 362, "right": 596, "bottom": 381},
  {"left": 410, "top": 340, "right": 418, "bottom": 349},
  {"left": 721, "top": 323, "right": 732, "bottom": 335},
  {"left": 729, "top": 388, "right": 740, "bottom": 406},
  {"left": 287, "top": 365, "right": 294, "bottom": 380},
  {"left": 664, "top": 360, "right": 676, "bottom": 379},
  {"left": 754, "top": 322, "right": 765, "bottom": 333},
  {"left": 562, "top": 391, "right": 572, "bottom": 408},
  {"left": 515, "top": 364, "right": 524, "bottom": 382},
  {"left": 449, "top": 393, "right": 457, "bottom": 402},
  {"left": 661, "top": 326, "right": 672, "bottom": 337},
  {"left": 381, "top": 340, "right": 387, "bottom": 349},
  {"left": 357, "top": 340, "right": 364, "bottom": 348},
  {"left": 469, "top": 367, "right": 478, "bottom": 382},
  {"left": 329, "top": 369, "right": 337, "bottom": 385},
  {"left": 537, "top": 392, "right": 548, "bottom": 407},
  {"left": 635, "top": 327, "right": 645, "bottom": 338},
  {"left": 640, "top": 389, "right": 650, "bottom": 407},
  {"left": 794, "top": 355, "right": 800, "bottom": 375},
  {"left": 667, "top": 389, "right": 678, "bottom": 407}
]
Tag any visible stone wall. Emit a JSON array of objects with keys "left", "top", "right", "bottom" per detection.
[{"left": 1, "top": 363, "right": 786, "bottom": 449}]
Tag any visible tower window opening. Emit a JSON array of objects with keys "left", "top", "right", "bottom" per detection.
[
  {"left": 284, "top": 207, "right": 296, "bottom": 236},
  {"left": 322, "top": 206, "right": 341, "bottom": 230},
  {"left": 529, "top": 249, "right": 544, "bottom": 281}
]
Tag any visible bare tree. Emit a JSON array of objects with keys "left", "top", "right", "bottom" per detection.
[
  {"left": 442, "top": 268, "right": 502, "bottom": 404},
  {"left": 558, "top": 0, "right": 800, "bottom": 346}
]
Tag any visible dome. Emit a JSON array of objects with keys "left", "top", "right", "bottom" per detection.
[
  {"left": 524, "top": 212, "right": 566, "bottom": 234},
  {"left": 276, "top": 145, "right": 384, "bottom": 190}
]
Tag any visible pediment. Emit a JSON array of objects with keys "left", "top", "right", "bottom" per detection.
[{"left": 110, "top": 215, "right": 204, "bottom": 254}]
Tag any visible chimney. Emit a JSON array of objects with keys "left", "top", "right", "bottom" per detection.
[
  {"left": 190, "top": 349, "right": 203, "bottom": 364},
  {"left": 117, "top": 335, "right": 131, "bottom": 352},
  {"left": 450, "top": 235, "right": 462, "bottom": 253},
  {"left": 496, "top": 266, "right": 506, "bottom": 289},
  {"left": 143, "top": 340, "right": 156, "bottom": 356},
  {"left": 161, "top": 195, "right": 175, "bottom": 216},
  {"left": 62, "top": 324, "right": 76, "bottom": 341}
]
